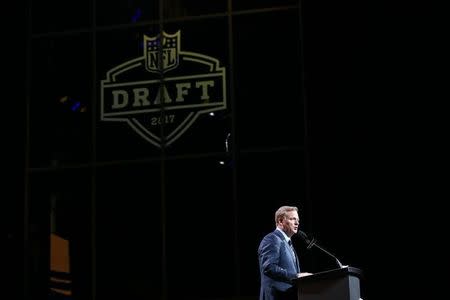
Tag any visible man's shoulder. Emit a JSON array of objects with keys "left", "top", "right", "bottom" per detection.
[
  {"left": 258, "top": 230, "right": 285, "bottom": 254},
  {"left": 261, "top": 230, "right": 283, "bottom": 243}
]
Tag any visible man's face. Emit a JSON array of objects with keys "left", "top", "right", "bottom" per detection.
[{"left": 279, "top": 211, "right": 299, "bottom": 237}]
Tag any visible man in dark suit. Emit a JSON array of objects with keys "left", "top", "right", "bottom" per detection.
[{"left": 258, "top": 206, "right": 312, "bottom": 300}]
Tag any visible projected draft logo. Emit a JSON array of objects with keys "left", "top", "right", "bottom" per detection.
[{"left": 100, "top": 31, "right": 227, "bottom": 147}]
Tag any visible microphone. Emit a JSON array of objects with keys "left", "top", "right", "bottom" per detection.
[
  {"left": 297, "top": 230, "right": 344, "bottom": 268},
  {"left": 297, "top": 230, "right": 310, "bottom": 243}
]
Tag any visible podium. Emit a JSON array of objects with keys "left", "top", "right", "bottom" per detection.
[{"left": 294, "top": 266, "right": 363, "bottom": 300}]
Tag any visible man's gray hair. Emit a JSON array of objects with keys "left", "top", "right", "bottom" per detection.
[{"left": 275, "top": 206, "right": 298, "bottom": 225}]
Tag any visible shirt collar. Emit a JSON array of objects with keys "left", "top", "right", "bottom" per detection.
[{"left": 276, "top": 227, "right": 291, "bottom": 243}]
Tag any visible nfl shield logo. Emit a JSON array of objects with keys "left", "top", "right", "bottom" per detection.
[
  {"left": 144, "top": 31, "right": 180, "bottom": 73},
  {"left": 101, "top": 29, "right": 227, "bottom": 148}
]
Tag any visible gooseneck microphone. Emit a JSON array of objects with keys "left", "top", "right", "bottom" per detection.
[{"left": 297, "top": 230, "right": 344, "bottom": 268}]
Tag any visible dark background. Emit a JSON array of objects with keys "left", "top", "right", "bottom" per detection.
[
  {"left": 4, "top": 1, "right": 443, "bottom": 300},
  {"left": 303, "top": 2, "right": 443, "bottom": 299}
]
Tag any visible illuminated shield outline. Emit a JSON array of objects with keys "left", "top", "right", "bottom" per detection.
[{"left": 100, "top": 31, "right": 227, "bottom": 148}]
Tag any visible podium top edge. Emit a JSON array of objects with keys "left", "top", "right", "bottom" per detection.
[{"left": 297, "top": 266, "right": 364, "bottom": 282}]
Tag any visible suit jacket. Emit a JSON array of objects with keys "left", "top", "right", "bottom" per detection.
[{"left": 258, "top": 229, "right": 300, "bottom": 300}]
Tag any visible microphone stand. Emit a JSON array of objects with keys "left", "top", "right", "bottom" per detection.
[
  {"left": 298, "top": 230, "right": 344, "bottom": 269},
  {"left": 306, "top": 237, "right": 344, "bottom": 268}
]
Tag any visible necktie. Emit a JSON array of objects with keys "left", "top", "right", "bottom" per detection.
[
  {"left": 288, "top": 240, "right": 300, "bottom": 272},
  {"left": 288, "top": 240, "right": 296, "bottom": 260}
]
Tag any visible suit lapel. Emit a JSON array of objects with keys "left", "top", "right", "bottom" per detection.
[{"left": 274, "top": 230, "right": 300, "bottom": 272}]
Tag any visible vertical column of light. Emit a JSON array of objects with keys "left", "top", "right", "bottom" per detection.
[
  {"left": 24, "top": 0, "right": 33, "bottom": 299},
  {"left": 90, "top": 1, "right": 97, "bottom": 299},
  {"left": 298, "top": 0, "right": 313, "bottom": 230},
  {"left": 159, "top": 1, "right": 168, "bottom": 300},
  {"left": 228, "top": 0, "right": 241, "bottom": 296}
]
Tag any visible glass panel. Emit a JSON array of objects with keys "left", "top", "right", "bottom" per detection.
[
  {"left": 28, "top": 169, "right": 92, "bottom": 300},
  {"left": 30, "top": 35, "right": 92, "bottom": 168},
  {"left": 164, "top": 0, "right": 227, "bottom": 18},
  {"left": 96, "top": 0, "right": 159, "bottom": 26},
  {"left": 162, "top": 19, "right": 230, "bottom": 155},
  {"left": 96, "top": 163, "right": 162, "bottom": 300},
  {"left": 233, "top": 10, "right": 304, "bottom": 149},
  {"left": 32, "top": 0, "right": 91, "bottom": 33},
  {"left": 165, "top": 157, "right": 235, "bottom": 300},
  {"left": 233, "top": 0, "right": 298, "bottom": 11},
  {"left": 96, "top": 26, "right": 163, "bottom": 161},
  {"left": 237, "top": 150, "right": 306, "bottom": 296}
]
